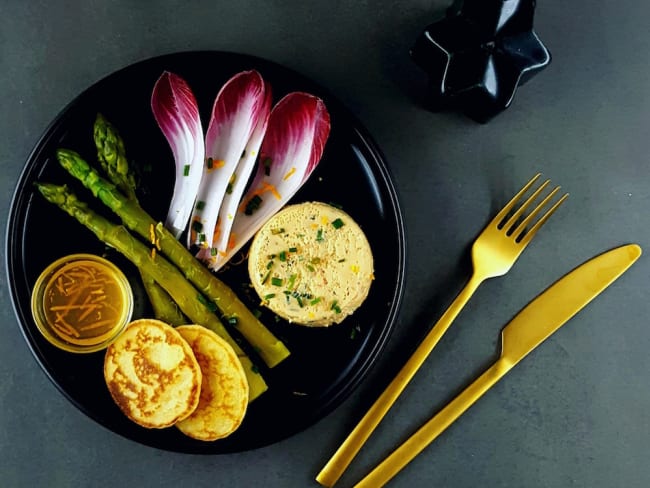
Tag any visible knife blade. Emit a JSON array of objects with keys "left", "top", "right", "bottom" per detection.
[
  {"left": 354, "top": 243, "right": 642, "bottom": 488},
  {"left": 502, "top": 243, "right": 642, "bottom": 366}
]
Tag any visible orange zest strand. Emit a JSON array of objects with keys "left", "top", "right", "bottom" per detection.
[
  {"left": 190, "top": 215, "right": 201, "bottom": 243},
  {"left": 283, "top": 167, "right": 297, "bottom": 181},
  {"left": 238, "top": 182, "right": 282, "bottom": 212},
  {"left": 227, "top": 233, "right": 237, "bottom": 251},
  {"left": 213, "top": 216, "right": 222, "bottom": 242},
  {"left": 206, "top": 158, "right": 226, "bottom": 172}
]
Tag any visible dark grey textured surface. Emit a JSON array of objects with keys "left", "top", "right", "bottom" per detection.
[{"left": 2, "top": 1, "right": 649, "bottom": 487}]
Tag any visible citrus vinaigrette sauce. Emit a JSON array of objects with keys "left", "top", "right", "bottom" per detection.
[{"left": 42, "top": 259, "right": 130, "bottom": 346}]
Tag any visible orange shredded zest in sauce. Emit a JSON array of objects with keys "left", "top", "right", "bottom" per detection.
[{"left": 43, "top": 261, "right": 126, "bottom": 344}]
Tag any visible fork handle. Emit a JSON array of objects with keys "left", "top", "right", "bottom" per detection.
[
  {"left": 316, "top": 274, "right": 484, "bottom": 487},
  {"left": 355, "top": 359, "right": 509, "bottom": 487}
]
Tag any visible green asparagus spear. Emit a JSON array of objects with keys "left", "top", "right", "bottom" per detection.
[
  {"left": 93, "top": 113, "right": 187, "bottom": 326},
  {"left": 93, "top": 113, "right": 137, "bottom": 200},
  {"left": 56, "top": 148, "right": 291, "bottom": 368},
  {"left": 138, "top": 271, "right": 187, "bottom": 326},
  {"left": 36, "top": 182, "right": 268, "bottom": 401}
]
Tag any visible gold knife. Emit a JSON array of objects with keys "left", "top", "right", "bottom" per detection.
[{"left": 353, "top": 243, "right": 642, "bottom": 487}]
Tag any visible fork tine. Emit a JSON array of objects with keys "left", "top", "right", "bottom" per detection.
[
  {"left": 510, "top": 184, "right": 559, "bottom": 237},
  {"left": 517, "top": 191, "right": 569, "bottom": 245},
  {"left": 492, "top": 173, "right": 542, "bottom": 226},
  {"left": 502, "top": 179, "right": 551, "bottom": 234}
]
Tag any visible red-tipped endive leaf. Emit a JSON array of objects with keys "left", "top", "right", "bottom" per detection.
[
  {"left": 205, "top": 81, "right": 272, "bottom": 259},
  {"left": 151, "top": 71, "right": 205, "bottom": 238},
  {"left": 201, "top": 92, "right": 330, "bottom": 271},
  {"left": 188, "top": 70, "right": 270, "bottom": 249}
]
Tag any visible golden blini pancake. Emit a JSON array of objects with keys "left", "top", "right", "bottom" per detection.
[
  {"left": 248, "top": 201, "right": 374, "bottom": 326},
  {"left": 103, "top": 318, "right": 202, "bottom": 429},
  {"left": 174, "top": 325, "right": 249, "bottom": 441}
]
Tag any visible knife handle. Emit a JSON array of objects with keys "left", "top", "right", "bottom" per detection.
[{"left": 354, "top": 359, "right": 510, "bottom": 488}]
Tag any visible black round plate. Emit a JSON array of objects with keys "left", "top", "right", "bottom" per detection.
[{"left": 5, "top": 51, "right": 406, "bottom": 453}]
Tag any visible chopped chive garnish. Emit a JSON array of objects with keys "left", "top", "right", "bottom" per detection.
[
  {"left": 267, "top": 253, "right": 276, "bottom": 259},
  {"left": 291, "top": 291, "right": 304, "bottom": 307},
  {"left": 331, "top": 300, "right": 341, "bottom": 314},
  {"left": 266, "top": 260, "right": 274, "bottom": 270},
  {"left": 332, "top": 218, "right": 345, "bottom": 229},
  {"left": 227, "top": 316, "right": 239, "bottom": 326},
  {"left": 287, "top": 274, "right": 297, "bottom": 290},
  {"left": 226, "top": 174, "right": 236, "bottom": 194},
  {"left": 183, "top": 164, "right": 190, "bottom": 176},
  {"left": 316, "top": 229, "right": 324, "bottom": 242},
  {"left": 261, "top": 270, "right": 271, "bottom": 284},
  {"left": 279, "top": 250, "right": 287, "bottom": 262},
  {"left": 310, "top": 297, "right": 322, "bottom": 305},
  {"left": 192, "top": 220, "right": 203, "bottom": 232},
  {"left": 211, "top": 247, "right": 218, "bottom": 256},
  {"left": 195, "top": 200, "right": 206, "bottom": 210},
  {"left": 198, "top": 233, "right": 206, "bottom": 242},
  {"left": 306, "top": 264, "right": 315, "bottom": 272},
  {"left": 271, "top": 277, "right": 283, "bottom": 287},
  {"left": 289, "top": 247, "right": 298, "bottom": 252},
  {"left": 263, "top": 157, "right": 273, "bottom": 176},
  {"left": 244, "top": 195, "right": 263, "bottom": 215},
  {"left": 197, "top": 294, "right": 217, "bottom": 312},
  {"left": 271, "top": 228, "right": 285, "bottom": 235},
  {"left": 264, "top": 293, "right": 276, "bottom": 300}
]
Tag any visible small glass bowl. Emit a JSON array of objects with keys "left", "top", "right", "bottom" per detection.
[{"left": 31, "top": 253, "right": 134, "bottom": 353}]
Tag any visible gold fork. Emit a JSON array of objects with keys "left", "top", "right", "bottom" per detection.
[{"left": 316, "top": 173, "right": 568, "bottom": 487}]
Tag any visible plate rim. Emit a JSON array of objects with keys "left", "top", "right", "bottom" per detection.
[{"left": 5, "top": 49, "right": 408, "bottom": 453}]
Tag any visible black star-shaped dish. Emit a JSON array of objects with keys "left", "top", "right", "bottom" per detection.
[{"left": 410, "top": 0, "right": 551, "bottom": 123}]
